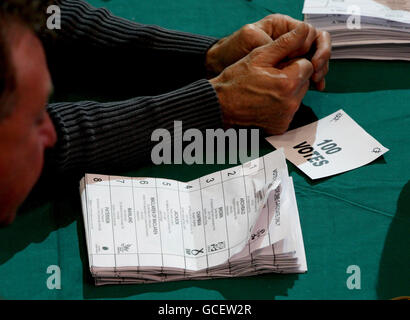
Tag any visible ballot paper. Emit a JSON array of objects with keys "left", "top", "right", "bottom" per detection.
[
  {"left": 303, "top": 0, "right": 410, "bottom": 24},
  {"left": 79, "top": 149, "right": 307, "bottom": 285},
  {"left": 303, "top": 0, "right": 410, "bottom": 60},
  {"left": 266, "top": 110, "right": 389, "bottom": 180}
]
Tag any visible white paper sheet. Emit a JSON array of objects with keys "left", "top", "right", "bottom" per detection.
[
  {"left": 266, "top": 110, "right": 389, "bottom": 180},
  {"left": 303, "top": 0, "right": 410, "bottom": 24},
  {"left": 79, "top": 149, "right": 307, "bottom": 284}
]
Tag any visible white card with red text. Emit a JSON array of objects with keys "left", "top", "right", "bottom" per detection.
[{"left": 266, "top": 109, "right": 389, "bottom": 180}]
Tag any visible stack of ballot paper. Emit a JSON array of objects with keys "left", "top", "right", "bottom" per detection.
[
  {"left": 303, "top": 0, "right": 410, "bottom": 60},
  {"left": 79, "top": 149, "right": 307, "bottom": 285}
]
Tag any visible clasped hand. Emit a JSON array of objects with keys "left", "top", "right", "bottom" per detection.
[{"left": 206, "top": 14, "right": 331, "bottom": 135}]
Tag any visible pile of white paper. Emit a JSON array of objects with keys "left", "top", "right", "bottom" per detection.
[
  {"left": 79, "top": 149, "right": 307, "bottom": 285},
  {"left": 303, "top": 0, "right": 410, "bottom": 60}
]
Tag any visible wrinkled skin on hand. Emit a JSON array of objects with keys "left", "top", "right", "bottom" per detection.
[
  {"left": 210, "top": 24, "right": 318, "bottom": 135},
  {"left": 206, "top": 14, "right": 331, "bottom": 91}
]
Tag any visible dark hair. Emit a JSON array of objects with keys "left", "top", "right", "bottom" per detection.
[{"left": 0, "top": 0, "right": 53, "bottom": 120}]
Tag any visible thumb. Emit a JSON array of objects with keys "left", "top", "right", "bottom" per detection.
[{"left": 253, "top": 24, "right": 310, "bottom": 67}]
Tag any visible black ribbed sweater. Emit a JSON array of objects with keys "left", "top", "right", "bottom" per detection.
[{"left": 45, "top": 0, "right": 223, "bottom": 174}]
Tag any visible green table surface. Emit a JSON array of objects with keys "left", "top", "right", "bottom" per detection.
[{"left": 0, "top": 0, "right": 409, "bottom": 300}]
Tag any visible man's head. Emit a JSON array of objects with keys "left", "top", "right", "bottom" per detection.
[{"left": 0, "top": 1, "right": 57, "bottom": 225}]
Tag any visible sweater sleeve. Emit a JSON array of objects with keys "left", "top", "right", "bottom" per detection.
[
  {"left": 43, "top": 0, "right": 224, "bottom": 175},
  {"left": 44, "top": 0, "right": 220, "bottom": 94},
  {"left": 45, "top": 79, "right": 223, "bottom": 175}
]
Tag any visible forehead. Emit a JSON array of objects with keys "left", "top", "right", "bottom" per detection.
[{"left": 6, "top": 21, "right": 52, "bottom": 111}]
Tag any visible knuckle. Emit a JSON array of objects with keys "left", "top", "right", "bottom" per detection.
[
  {"left": 248, "top": 45, "right": 267, "bottom": 63},
  {"left": 307, "top": 22, "right": 318, "bottom": 34},
  {"left": 247, "top": 48, "right": 260, "bottom": 61},
  {"left": 243, "top": 57, "right": 257, "bottom": 73},
  {"left": 276, "top": 34, "right": 292, "bottom": 47},
  {"left": 267, "top": 13, "right": 281, "bottom": 21},
  {"left": 288, "top": 79, "right": 300, "bottom": 93},
  {"left": 298, "top": 58, "right": 314, "bottom": 77},
  {"left": 241, "top": 23, "right": 258, "bottom": 38},
  {"left": 323, "top": 30, "right": 331, "bottom": 40},
  {"left": 280, "top": 78, "right": 299, "bottom": 95}
]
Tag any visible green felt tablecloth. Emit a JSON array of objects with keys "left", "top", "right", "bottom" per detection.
[{"left": 0, "top": 0, "right": 409, "bottom": 300}]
